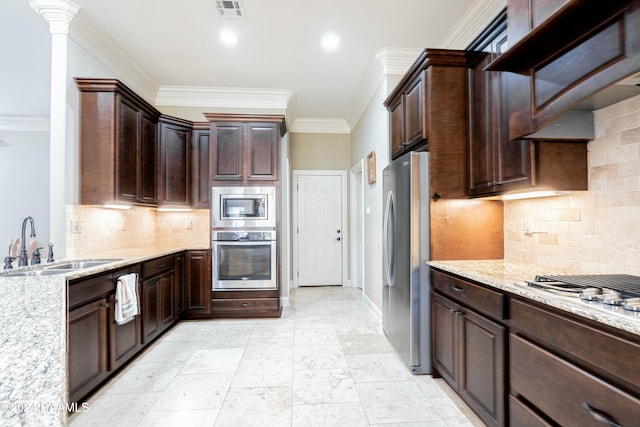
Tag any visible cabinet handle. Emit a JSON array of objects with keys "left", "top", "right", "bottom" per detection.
[
  {"left": 157, "top": 264, "right": 165, "bottom": 268},
  {"left": 582, "top": 403, "right": 622, "bottom": 427},
  {"left": 449, "top": 309, "right": 464, "bottom": 316},
  {"left": 451, "top": 285, "right": 464, "bottom": 293},
  {"left": 239, "top": 303, "right": 250, "bottom": 307},
  {"left": 103, "top": 303, "right": 110, "bottom": 308}
]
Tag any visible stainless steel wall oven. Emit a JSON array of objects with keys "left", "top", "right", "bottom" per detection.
[{"left": 212, "top": 230, "right": 277, "bottom": 290}]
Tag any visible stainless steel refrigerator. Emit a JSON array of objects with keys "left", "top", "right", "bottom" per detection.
[{"left": 382, "top": 151, "right": 431, "bottom": 374}]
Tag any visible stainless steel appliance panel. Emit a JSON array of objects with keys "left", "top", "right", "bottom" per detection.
[
  {"left": 382, "top": 151, "right": 431, "bottom": 374},
  {"left": 212, "top": 230, "right": 277, "bottom": 290},
  {"left": 211, "top": 186, "right": 276, "bottom": 228}
]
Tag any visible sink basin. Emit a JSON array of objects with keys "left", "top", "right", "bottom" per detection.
[
  {"left": 3, "top": 269, "right": 72, "bottom": 277},
  {"left": 1, "top": 259, "right": 122, "bottom": 278},
  {"left": 44, "top": 259, "right": 122, "bottom": 270}
]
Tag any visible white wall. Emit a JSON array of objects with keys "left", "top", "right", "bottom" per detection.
[
  {"left": 349, "top": 74, "right": 401, "bottom": 315},
  {"left": 0, "top": 0, "right": 51, "bottom": 264},
  {"left": 0, "top": 132, "right": 50, "bottom": 261}
]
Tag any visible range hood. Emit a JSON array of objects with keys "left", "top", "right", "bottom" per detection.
[{"left": 523, "top": 73, "right": 640, "bottom": 140}]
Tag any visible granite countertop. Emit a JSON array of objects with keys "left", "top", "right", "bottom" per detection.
[
  {"left": 0, "top": 245, "right": 209, "bottom": 426},
  {"left": 0, "top": 245, "right": 210, "bottom": 280},
  {"left": 428, "top": 259, "right": 640, "bottom": 337}
]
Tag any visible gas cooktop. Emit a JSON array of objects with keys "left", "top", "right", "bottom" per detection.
[{"left": 524, "top": 274, "right": 640, "bottom": 315}]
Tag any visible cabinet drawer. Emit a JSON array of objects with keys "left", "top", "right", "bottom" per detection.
[
  {"left": 508, "top": 395, "right": 552, "bottom": 427},
  {"left": 212, "top": 298, "right": 278, "bottom": 312},
  {"left": 511, "top": 333, "right": 640, "bottom": 427},
  {"left": 69, "top": 266, "right": 139, "bottom": 309},
  {"left": 69, "top": 273, "right": 117, "bottom": 309},
  {"left": 431, "top": 269, "right": 505, "bottom": 320},
  {"left": 510, "top": 298, "right": 640, "bottom": 395},
  {"left": 142, "top": 255, "right": 175, "bottom": 278}
]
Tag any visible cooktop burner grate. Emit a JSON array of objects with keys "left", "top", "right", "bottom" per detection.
[{"left": 536, "top": 274, "right": 640, "bottom": 296}]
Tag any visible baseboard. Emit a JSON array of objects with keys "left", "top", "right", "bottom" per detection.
[{"left": 362, "top": 291, "right": 382, "bottom": 323}]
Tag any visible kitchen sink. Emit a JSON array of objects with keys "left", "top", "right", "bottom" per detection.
[
  {"left": 1, "top": 259, "right": 123, "bottom": 277},
  {"left": 44, "top": 259, "right": 121, "bottom": 270},
  {"left": 3, "top": 269, "right": 73, "bottom": 277}
]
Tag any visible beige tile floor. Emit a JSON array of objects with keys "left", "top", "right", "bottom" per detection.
[{"left": 69, "top": 286, "right": 485, "bottom": 427}]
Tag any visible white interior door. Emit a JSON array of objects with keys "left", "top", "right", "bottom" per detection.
[{"left": 296, "top": 173, "right": 344, "bottom": 286}]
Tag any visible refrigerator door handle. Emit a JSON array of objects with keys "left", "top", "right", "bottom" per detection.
[{"left": 383, "top": 190, "right": 395, "bottom": 287}]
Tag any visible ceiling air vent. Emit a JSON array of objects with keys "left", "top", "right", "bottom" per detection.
[{"left": 216, "top": 0, "right": 245, "bottom": 19}]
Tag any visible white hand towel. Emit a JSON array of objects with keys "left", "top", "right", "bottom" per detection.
[{"left": 115, "top": 273, "right": 139, "bottom": 325}]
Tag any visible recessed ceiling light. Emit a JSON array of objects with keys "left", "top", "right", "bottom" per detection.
[
  {"left": 220, "top": 29, "right": 238, "bottom": 46},
  {"left": 321, "top": 32, "right": 340, "bottom": 52}
]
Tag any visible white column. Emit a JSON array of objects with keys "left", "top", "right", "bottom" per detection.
[{"left": 29, "top": 0, "right": 80, "bottom": 258}]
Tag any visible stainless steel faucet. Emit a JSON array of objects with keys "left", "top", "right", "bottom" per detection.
[{"left": 19, "top": 216, "right": 36, "bottom": 267}]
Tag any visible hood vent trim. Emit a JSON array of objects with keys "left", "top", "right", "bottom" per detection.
[{"left": 215, "top": 0, "right": 245, "bottom": 19}]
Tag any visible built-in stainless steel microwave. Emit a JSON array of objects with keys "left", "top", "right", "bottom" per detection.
[{"left": 211, "top": 186, "right": 276, "bottom": 228}]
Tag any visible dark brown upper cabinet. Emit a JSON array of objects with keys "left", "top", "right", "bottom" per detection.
[
  {"left": 467, "top": 15, "right": 532, "bottom": 197},
  {"left": 467, "top": 12, "right": 589, "bottom": 198},
  {"left": 204, "top": 114, "right": 286, "bottom": 186},
  {"left": 191, "top": 123, "right": 210, "bottom": 208},
  {"left": 158, "top": 115, "right": 192, "bottom": 208},
  {"left": 384, "top": 49, "right": 468, "bottom": 200},
  {"left": 76, "top": 78, "right": 161, "bottom": 206},
  {"left": 486, "top": 1, "right": 640, "bottom": 140}
]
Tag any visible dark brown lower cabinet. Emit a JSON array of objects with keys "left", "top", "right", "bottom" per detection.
[
  {"left": 175, "top": 252, "right": 184, "bottom": 317},
  {"left": 108, "top": 293, "right": 142, "bottom": 371},
  {"left": 68, "top": 254, "right": 181, "bottom": 404},
  {"left": 508, "top": 395, "right": 553, "bottom": 427},
  {"left": 142, "top": 270, "right": 175, "bottom": 343},
  {"left": 510, "top": 334, "right": 640, "bottom": 427},
  {"left": 211, "top": 289, "right": 281, "bottom": 318},
  {"left": 142, "top": 275, "right": 160, "bottom": 343},
  {"left": 509, "top": 298, "right": 640, "bottom": 427},
  {"left": 68, "top": 298, "right": 109, "bottom": 404},
  {"left": 432, "top": 292, "right": 505, "bottom": 427},
  {"left": 432, "top": 293, "right": 458, "bottom": 386},
  {"left": 182, "top": 249, "right": 211, "bottom": 318}
]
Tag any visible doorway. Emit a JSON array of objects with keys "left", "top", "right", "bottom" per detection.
[
  {"left": 293, "top": 171, "right": 347, "bottom": 287},
  {"left": 350, "top": 160, "right": 365, "bottom": 291}
]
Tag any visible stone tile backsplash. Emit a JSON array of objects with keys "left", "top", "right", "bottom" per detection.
[
  {"left": 65, "top": 206, "right": 210, "bottom": 258},
  {"left": 504, "top": 94, "right": 640, "bottom": 275}
]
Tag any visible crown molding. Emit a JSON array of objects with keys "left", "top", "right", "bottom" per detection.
[
  {"left": 289, "top": 118, "right": 350, "bottom": 134},
  {"left": 440, "top": 0, "right": 506, "bottom": 49},
  {"left": 376, "top": 47, "right": 423, "bottom": 75},
  {"left": 345, "top": 47, "right": 421, "bottom": 131},
  {"left": 64, "top": 1, "right": 503, "bottom": 135},
  {"left": 155, "top": 85, "right": 293, "bottom": 111},
  {"left": 68, "top": 9, "right": 159, "bottom": 104},
  {"left": 0, "top": 116, "right": 50, "bottom": 132}
]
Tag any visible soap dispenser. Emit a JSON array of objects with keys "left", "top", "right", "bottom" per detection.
[{"left": 47, "top": 243, "right": 55, "bottom": 263}]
